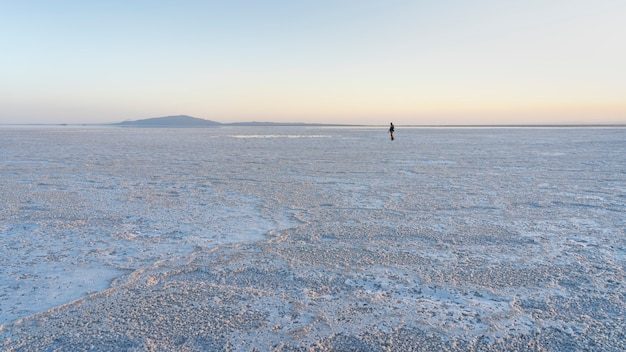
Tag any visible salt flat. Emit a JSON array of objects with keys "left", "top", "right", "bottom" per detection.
[{"left": 1, "top": 126, "right": 624, "bottom": 351}]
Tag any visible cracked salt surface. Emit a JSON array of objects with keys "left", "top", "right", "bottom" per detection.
[{"left": 1, "top": 126, "right": 625, "bottom": 351}]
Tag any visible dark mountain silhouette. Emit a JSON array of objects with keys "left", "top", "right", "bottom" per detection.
[
  {"left": 118, "top": 115, "right": 221, "bottom": 127},
  {"left": 115, "top": 115, "right": 355, "bottom": 127}
]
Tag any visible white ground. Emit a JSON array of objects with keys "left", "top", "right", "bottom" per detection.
[{"left": 1, "top": 126, "right": 624, "bottom": 351}]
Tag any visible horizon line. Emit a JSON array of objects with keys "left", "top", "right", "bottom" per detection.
[{"left": 2, "top": 122, "right": 626, "bottom": 128}]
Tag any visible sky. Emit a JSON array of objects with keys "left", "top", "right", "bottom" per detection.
[{"left": 2, "top": 0, "right": 625, "bottom": 125}]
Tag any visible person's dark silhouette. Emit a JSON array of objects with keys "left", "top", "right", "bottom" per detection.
[{"left": 389, "top": 123, "right": 395, "bottom": 141}]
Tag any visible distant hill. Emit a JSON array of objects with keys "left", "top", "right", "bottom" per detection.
[
  {"left": 117, "top": 115, "right": 221, "bottom": 127},
  {"left": 116, "top": 115, "right": 356, "bottom": 127}
]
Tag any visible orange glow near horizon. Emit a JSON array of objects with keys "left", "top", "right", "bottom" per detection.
[{"left": 1, "top": 1, "right": 624, "bottom": 125}]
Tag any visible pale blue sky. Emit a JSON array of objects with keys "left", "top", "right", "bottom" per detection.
[{"left": 2, "top": 0, "right": 625, "bottom": 124}]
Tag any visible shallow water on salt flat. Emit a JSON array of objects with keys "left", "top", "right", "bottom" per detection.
[{"left": 1, "top": 126, "right": 625, "bottom": 328}]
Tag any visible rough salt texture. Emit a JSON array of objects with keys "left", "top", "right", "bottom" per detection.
[{"left": 1, "top": 127, "right": 625, "bottom": 351}]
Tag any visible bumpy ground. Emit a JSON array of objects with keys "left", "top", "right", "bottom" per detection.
[{"left": 1, "top": 127, "right": 625, "bottom": 351}]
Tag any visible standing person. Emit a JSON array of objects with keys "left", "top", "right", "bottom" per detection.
[{"left": 389, "top": 122, "right": 395, "bottom": 141}]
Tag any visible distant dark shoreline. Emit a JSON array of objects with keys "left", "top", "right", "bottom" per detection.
[
  {"left": 398, "top": 124, "right": 626, "bottom": 128},
  {"left": 2, "top": 123, "right": 626, "bottom": 128},
  {"left": 101, "top": 115, "right": 626, "bottom": 128},
  {"left": 1, "top": 114, "right": 624, "bottom": 128}
]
